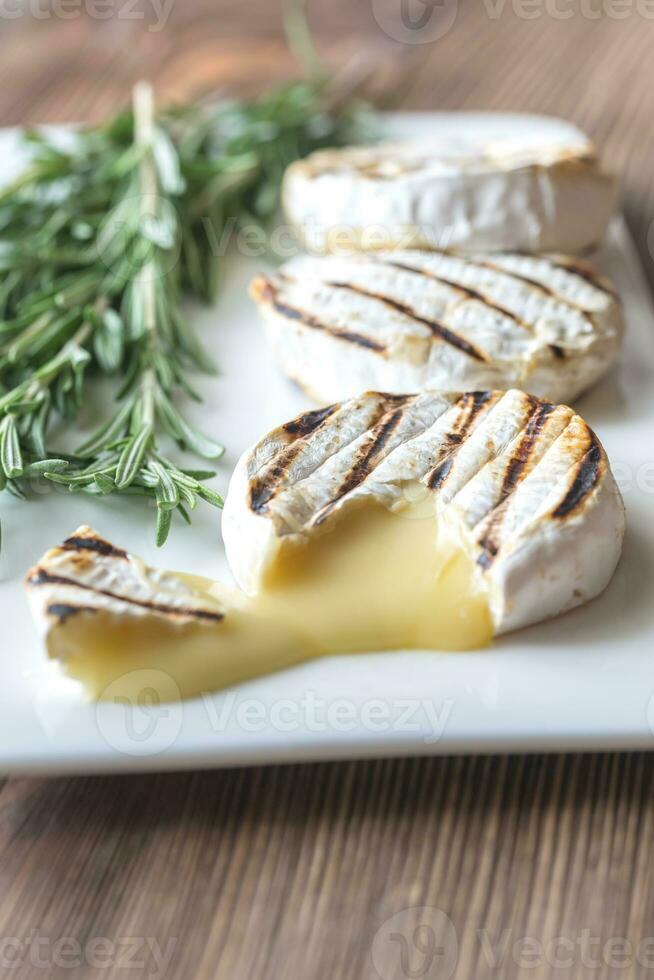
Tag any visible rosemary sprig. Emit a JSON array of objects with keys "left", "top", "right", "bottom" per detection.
[{"left": 0, "top": 36, "right": 374, "bottom": 546}]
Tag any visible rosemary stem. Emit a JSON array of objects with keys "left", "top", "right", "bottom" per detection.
[
  {"left": 140, "top": 368, "right": 157, "bottom": 429},
  {"left": 133, "top": 81, "right": 159, "bottom": 344},
  {"left": 133, "top": 81, "right": 160, "bottom": 442},
  {"left": 33, "top": 321, "right": 92, "bottom": 384}
]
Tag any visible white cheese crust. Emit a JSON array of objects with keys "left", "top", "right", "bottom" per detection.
[
  {"left": 222, "top": 389, "right": 625, "bottom": 635},
  {"left": 251, "top": 251, "right": 623, "bottom": 405},
  {"left": 282, "top": 121, "right": 617, "bottom": 255}
]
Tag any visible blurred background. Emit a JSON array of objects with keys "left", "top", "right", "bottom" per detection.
[
  {"left": 0, "top": 0, "right": 652, "bottom": 287},
  {"left": 1, "top": 6, "right": 653, "bottom": 979}
]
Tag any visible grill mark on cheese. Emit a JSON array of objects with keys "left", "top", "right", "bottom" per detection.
[
  {"left": 242, "top": 390, "right": 613, "bottom": 574},
  {"left": 470, "top": 257, "right": 597, "bottom": 322},
  {"left": 545, "top": 256, "right": 618, "bottom": 298},
  {"left": 476, "top": 399, "right": 556, "bottom": 567},
  {"left": 61, "top": 534, "right": 128, "bottom": 560},
  {"left": 46, "top": 603, "right": 97, "bottom": 624},
  {"left": 326, "top": 281, "right": 488, "bottom": 362},
  {"left": 253, "top": 256, "right": 621, "bottom": 386},
  {"left": 552, "top": 433, "right": 603, "bottom": 519},
  {"left": 27, "top": 568, "right": 224, "bottom": 623},
  {"left": 378, "top": 258, "right": 533, "bottom": 333},
  {"left": 250, "top": 404, "right": 339, "bottom": 514},
  {"left": 283, "top": 404, "right": 338, "bottom": 437},
  {"left": 313, "top": 398, "right": 413, "bottom": 526},
  {"left": 252, "top": 277, "right": 387, "bottom": 354},
  {"left": 426, "top": 391, "right": 500, "bottom": 490}
]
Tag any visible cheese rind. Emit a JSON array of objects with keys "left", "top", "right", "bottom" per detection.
[
  {"left": 251, "top": 251, "right": 623, "bottom": 405},
  {"left": 282, "top": 121, "right": 617, "bottom": 255}
]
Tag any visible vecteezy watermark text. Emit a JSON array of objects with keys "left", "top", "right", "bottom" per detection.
[
  {"left": 371, "top": 0, "right": 654, "bottom": 43},
  {"left": 372, "top": 908, "right": 654, "bottom": 978},
  {"left": 0, "top": 932, "right": 177, "bottom": 975},
  {"left": 481, "top": 0, "right": 654, "bottom": 19},
  {"left": 202, "top": 690, "right": 454, "bottom": 744},
  {"left": 0, "top": 0, "right": 175, "bottom": 32}
]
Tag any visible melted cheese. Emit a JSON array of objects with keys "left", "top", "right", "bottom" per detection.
[{"left": 50, "top": 495, "right": 492, "bottom": 702}]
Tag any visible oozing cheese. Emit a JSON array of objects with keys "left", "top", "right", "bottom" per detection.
[
  {"left": 45, "top": 579, "right": 301, "bottom": 702},
  {"left": 28, "top": 495, "right": 492, "bottom": 703},
  {"left": 258, "top": 495, "right": 491, "bottom": 655}
]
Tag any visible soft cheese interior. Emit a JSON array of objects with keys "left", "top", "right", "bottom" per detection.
[{"left": 27, "top": 496, "right": 492, "bottom": 703}]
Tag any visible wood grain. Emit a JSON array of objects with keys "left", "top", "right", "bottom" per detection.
[{"left": 1, "top": 2, "right": 654, "bottom": 978}]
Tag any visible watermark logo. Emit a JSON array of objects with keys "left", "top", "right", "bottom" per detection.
[
  {"left": 372, "top": 906, "right": 458, "bottom": 980},
  {"left": 96, "top": 669, "right": 183, "bottom": 756},
  {"left": 371, "top": 0, "right": 459, "bottom": 44}
]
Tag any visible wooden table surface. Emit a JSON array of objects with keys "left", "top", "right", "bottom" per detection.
[{"left": 1, "top": 3, "right": 654, "bottom": 978}]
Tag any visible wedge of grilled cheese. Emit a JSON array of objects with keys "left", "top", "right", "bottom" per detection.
[
  {"left": 252, "top": 251, "right": 623, "bottom": 404},
  {"left": 24, "top": 527, "right": 318, "bottom": 701},
  {"left": 25, "top": 390, "right": 624, "bottom": 702},
  {"left": 282, "top": 121, "right": 617, "bottom": 255}
]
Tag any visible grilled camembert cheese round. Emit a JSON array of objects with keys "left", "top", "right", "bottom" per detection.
[
  {"left": 282, "top": 122, "right": 617, "bottom": 255},
  {"left": 251, "top": 251, "right": 623, "bottom": 405},
  {"left": 223, "top": 389, "right": 625, "bottom": 636}
]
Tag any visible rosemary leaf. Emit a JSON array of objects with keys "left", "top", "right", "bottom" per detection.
[{"left": 115, "top": 422, "right": 154, "bottom": 488}]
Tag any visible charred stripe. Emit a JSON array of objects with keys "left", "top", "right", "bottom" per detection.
[
  {"left": 62, "top": 535, "right": 128, "bottom": 560},
  {"left": 283, "top": 404, "right": 338, "bottom": 437},
  {"left": 327, "top": 281, "right": 488, "bottom": 362},
  {"left": 47, "top": 603, "right": 98, "bottom": 624},
  {"left": 27, "top": 569, "right": 224, "bottom": 623},
  {"left": 426, "top": 391, "right": 499, "bottom": 490},
  {"left": 546, "top": 258, "right": 618, "bottom": 298},
  {"left": 476, "top": 399, "right": 556, "bottom": 566},
  {"left": 470, "top": 259, "right": 597, "bottom": 322},
  {"left": 379, "top": 259, "right": 533, "bottom": 332},
  {"left": 499, "top": 401, "right": 556, "bottom": 496},
  {"left": 250, "top": 404, "right": 339, "bottom": 514},
  {"left": 552, "top": 435, "right": 603, "bottom": 519},
  {"left": 427, "top": 456, "right": 455, "bottom": 491},
  {"left": 254, "top": 278, "right": 387, "bottom": 353},
  {"left": 313, "top": 399, "right": 412, "bottom": 525}
]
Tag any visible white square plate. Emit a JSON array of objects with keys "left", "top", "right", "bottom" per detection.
[{"left": 1, "top": 113, "right": 653, "bottom": 776}]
